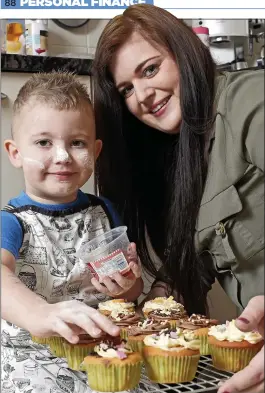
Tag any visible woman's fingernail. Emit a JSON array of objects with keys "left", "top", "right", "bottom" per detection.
[{"left": 237, "top": 317, "right": 250, "bottom": 324}]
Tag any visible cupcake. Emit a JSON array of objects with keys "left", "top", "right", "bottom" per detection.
[
  {"left": 47, "top": 337, "right": 65, "bottom": 358},
  {"left": 83, "top": 340, "right": 143, "bottom": 392},
  {"left": 208, "top": 320, "right": 263, "bottom": 372},
  {"left": 127, "top": 318, "right": 171, "bottom": 354},
  {"left": 63, "top": 335, "right": 101, "bottom": 371},
  {"left": 108, "top": 310, "right": 141, "bottom": 340},
  {"left": 143, "top": 328, "right": 200, "bottom": 383},
  {"left": 142, "top": 296, "right": 187, "bottom": 327},
  {"left": 177, "top": 314, "right": 218, "bottom": 355},
  {"left": 64, "top": 333, "right": 122, "bottom": 371},
  {"left": 31, "top": 335, "right": 48, "bottom": 345},
  {"left": 98, "top": 299, "right": 135, "bottom": 317}
]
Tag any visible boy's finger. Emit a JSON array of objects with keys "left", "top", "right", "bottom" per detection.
[
  {"left": 88, "top": 309, "right": 120, "bottom": 336},
  {"left": 53, "top": 318, "right": 79, "bottom": 344},
  {"left": 59, "top": 310, "right": 103, "bottom": 338}
]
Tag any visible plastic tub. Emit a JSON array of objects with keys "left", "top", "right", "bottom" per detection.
[{"left": 77, "top": 226, "right": 131, "bottom": 280}]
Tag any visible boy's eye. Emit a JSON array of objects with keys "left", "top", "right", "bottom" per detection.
[
  {"left": 71, "top": 140, "right": 86, "bottom": 147},
  {"left": 143, "top": 64, "right": 159, "bottom": 77},
  {"left": 36, "top": 140, "right": 51, "bottom": 147}
]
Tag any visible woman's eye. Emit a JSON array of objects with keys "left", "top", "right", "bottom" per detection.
[
  {"left": 36, "top": 140, "right": 51, "bottom": 147},
  {"left": 143, "top": 64, "right": 158, "bottom": 77},
  {"left": 121, "top": 85, "right": 133, "bottom": 98},
  {"left": 72, "top": 140, "right": 86, "bottom": 147}
]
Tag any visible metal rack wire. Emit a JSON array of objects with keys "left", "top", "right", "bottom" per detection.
[{"left": 22, "top": 341, "right": 232, "bottom": 393}]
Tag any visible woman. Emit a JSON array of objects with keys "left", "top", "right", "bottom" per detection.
[{"left": 92, "top": 4, "right": 264, "bottom": 393}]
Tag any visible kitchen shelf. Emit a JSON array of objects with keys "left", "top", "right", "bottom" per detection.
[
  {"left": 1, "top": 53, "right": 93, "bottom": 76},
  {"left": 2, "top": 54, "right": 263, "bottom": 76}
]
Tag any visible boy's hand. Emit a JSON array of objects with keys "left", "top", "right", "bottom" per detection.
[
  {"left": 29, "top": 300, "right": 120, "bottom": 343},
  {"left": 91, "top": 243, "right": 142, "bottom": 297}
]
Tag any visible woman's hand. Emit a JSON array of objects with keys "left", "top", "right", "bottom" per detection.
[
  {"left": 91, "top": 243, "right": 142, "bottom": 298},
  {"left": 218, "top": 295, "right": 264, "bottom": 393},
  {"left": 29, "top": 300, "right": 120, "bottom": 343}
]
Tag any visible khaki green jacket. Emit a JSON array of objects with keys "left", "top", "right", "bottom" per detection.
[
  {"left": 157, "top": 69, "right": 264, "bottom": 310},
  {"left": 195, "top": 69, "right": 264, "bottom": 310}
]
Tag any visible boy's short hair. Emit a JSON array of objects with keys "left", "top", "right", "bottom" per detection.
[{"left": 12, "top": 72, "right": 92, "bottom": 135}]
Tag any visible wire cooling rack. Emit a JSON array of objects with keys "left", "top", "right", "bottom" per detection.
[{"left": 21, "top": 341, "right": 233, "bottom": 393}]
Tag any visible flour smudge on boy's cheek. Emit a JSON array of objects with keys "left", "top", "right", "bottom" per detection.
[
  {"left": 23, "top": 157, "right": 46, "bottom": 170},
  {"left": 18, "top": 153, "right": 50, "bottom": 170},
  {"left": 76, "top": 151, "right": 94, "bottom": 170}
]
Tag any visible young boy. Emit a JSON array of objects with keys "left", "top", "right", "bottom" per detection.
[{"left": 1, "top": 72, "right": 143, "bottom": 347}]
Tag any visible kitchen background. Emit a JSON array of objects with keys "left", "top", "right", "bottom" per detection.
[{"left": 1, "top": 18, "right": 264, "bottom": 321}]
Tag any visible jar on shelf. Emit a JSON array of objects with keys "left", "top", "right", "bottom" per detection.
[
  {"left": 25, "top": 20, "right": 48, "bottom": 56},
  {"left": 5, "top": 20, "right": 26, "bottom": 54},
  {"left": 192, "top": 26, "right": 210, "bottom": 48}
]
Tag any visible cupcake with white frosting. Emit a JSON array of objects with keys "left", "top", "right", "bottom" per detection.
[
  {"left": 63, "top": 334, "right": 102, "bottom": 371},
  {"left": 108, "top": 309, "right": 141, "bottom": 340},
  {"left": 47, "top": 336, "right": 65, "bottom": 358},
  {"left": 83, "top": 339, "right": 143, "bottom": 392},
  {"left": 127, "top": 318, "right": 171, "bottom": 353},
  {"left": 98, "top": 299, "right": 138, "bottom": 339},
  {"left": 143, "top": 328, "right": 200, "bottom": 383},
  {"left": 142, "top": 296, "right": 187, "bottom": 327},
  {"left": 208, "top": 320, "right": 263, "bottom": 372},
  {"left": 177, "top": 313, "right": 219, "bottom": 355},
  {"left": 98, "top": 299, "right": 135, "bottom": 316},
  {"left": 31, "top": 335, "right": 48, "bottom": 345}
]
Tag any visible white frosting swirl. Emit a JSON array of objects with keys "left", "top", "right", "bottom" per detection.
[
  {"left": 143, "top": 329, "right": 200, "bottom": 351},
  {"left": 208, "top": 320, "right": 263, "bottom": 344},
  {"left": 94, "top": 342, "right": 132, "bottom": 359},
  {"left": 143, "top": 296, "right": 184, "bottom": 313},
  {"left": 98, "top": 300, "right": 135, "bottom": 315},
  {"left": 110, "top": 309, "right": 135, "bottom": 320}
]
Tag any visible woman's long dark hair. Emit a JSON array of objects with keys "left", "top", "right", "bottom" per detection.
[{"left": 92, "top": 4, "right": 216, "bottom": 314}]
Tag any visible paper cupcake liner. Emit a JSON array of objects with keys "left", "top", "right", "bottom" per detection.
[
  {"left": 127, "top": 338, "right": 145, "bottom": 354},
  {"left": 63, "top": 343, "right": 95, "bottom": 371},
  {"left": 169, "top": 320, "right": 177, "bottom": 328},
  {"left": 144, "top": 353, "right": 200, "bottom": 383},
  {"left": 31, "top": 335, "right": 48, "bottom": 345},
  {"left": 199, "top": 334, "right": 210, "bottom": 355},
  {"left": 120, "top": 328, "right": 128, "bottom": 340},
  {"left": 209, "top": 344, "right": 261, "bottom": 372},
  {"left": 84, "top": 361, "right": 143, "bottom": 392},
  {"left": 47, "top": 337, "right": 65, "bottom": 358}
]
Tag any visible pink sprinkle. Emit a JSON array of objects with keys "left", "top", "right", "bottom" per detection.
[{"left": 117, "top": 351, "right": 127, "bottom": 359}]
